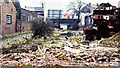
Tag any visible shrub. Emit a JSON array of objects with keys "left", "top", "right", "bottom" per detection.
[{"left": 31, "top": 18, "right": 54, "bottom": 37}]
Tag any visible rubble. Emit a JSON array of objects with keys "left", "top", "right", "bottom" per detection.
[
  {"left": 0, "top": 44, "right": 119, "bottom": 67},
  {"left": 99, "top": 32, "right": 120, "bottom": 48},
  {"left": 0, "top": 31, "right": 119, "bottom": 67}
]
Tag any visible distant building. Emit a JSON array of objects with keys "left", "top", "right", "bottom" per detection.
[
  {"left": 84, "top": 3, "right": 120, "bottom": 40},
  {"left": 48, "top": 9, "right": 62, "bottom": 19},
  {"left": 93, "top": 3, "right": 119, "bottom": 34},
  {"left": 25, "top": 6, "right": 44, "bottom": 17},
  {"left": 48, "top": 10, "right": 80, "bottom": 30},
  {"left": 50, "top": 19, "right": 79, "bottom": 30},
  {"left": 0, "top": 0, "right": 16, "bottom": 35},
  {"left": 118, "top": 1, "right": 120, "bottom": 8},
  {"left": 80, "top": 3, "right": 98, "bottom": 27}
]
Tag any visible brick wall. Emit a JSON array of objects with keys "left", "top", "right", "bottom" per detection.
[
  {"left": 16, "top": 9, "right": 33, "bottom": 32},
  {"left": 0, "top": 4, "right": 2, "bottom": 35},
  {"left": 17, "top": 9, "right": 38, "bottom": 32},
  {"left": 1, "top": 0, "right": 16, "bottom": 35}
]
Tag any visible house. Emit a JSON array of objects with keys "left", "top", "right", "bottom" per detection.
[
  {"left": 84, "top": 3, "right": 120, "bottom": 40},
  {"left": 0, "top": 0, "right": 16, "bottom": 35},
  {"left": 80, "top": 3, "right": 98, "bottom": 27},
  {"left": 93, "top": 3, "right": 120, "bottom": 33},
  {"left": 14, "top": 0, "right": 38, "bottom": 32}
]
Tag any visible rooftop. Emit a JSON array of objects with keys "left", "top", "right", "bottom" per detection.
[{"left": 25, "top": 6, "right": 44, "bottom": 12}]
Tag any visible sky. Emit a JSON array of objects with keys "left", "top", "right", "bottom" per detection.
[
  {"left": 18, "top": 0, "right": 120, "bottom": 8},
  {"left": 17, "top": 0, "right": 120, "bottom": 18}
]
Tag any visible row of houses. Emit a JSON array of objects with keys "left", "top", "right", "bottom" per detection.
[{"left": 0, "top": 0, "right": 44, "bottom": 35}]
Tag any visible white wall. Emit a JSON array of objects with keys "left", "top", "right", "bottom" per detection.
[{"left": 80, "top": 13, "right": 90, "bottom": 26}]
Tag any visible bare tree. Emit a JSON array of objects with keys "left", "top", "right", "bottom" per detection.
[{"left": 67, "top": 0, "right": 85, "bottom": 20}]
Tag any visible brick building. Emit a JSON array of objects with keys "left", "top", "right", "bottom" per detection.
[
  {"left": 0, "top": 0, "right": 43, "bottom": 35},
  {"left": 14, "top": 1, "right": 38, "bottom": 32},
  {"left": 84, "top": 3, "right": 120, "bottom": 40},
  {"left": 93, "top": 3, "right": 119, "bottom": 36},
  {"left": 0, "top": 0, "right": 16, "bottom": 35},
  {"left": 15, "top": 7, "right": 37, "bottom": 32}
]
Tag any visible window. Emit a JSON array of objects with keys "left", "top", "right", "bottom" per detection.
[
  {"left": 54, "top": 15, "right": 60, "bottom": 18},
  {"left": 23, "top": 15, "right": 26, "bottom": 22},
  {"left": 30, "top": 16, "right": 33, "bottom": 20},
  {"left": 4, "top": 0, "right": 9, "bottom": 3},
  {"left": 54, "top": 11, "right": 59, "bottom": 15},
  {"left": 6, "top": 15, "right": 12, "bottom": 24},
  {"left": 98, "top": 16, "right": 100, "bottom": 19},
  {"left": 101, "top": 16, "right": 103, "bottom": 19},
  {"left": 48, "top": 10, "right": 53, "bottom": 15},
  {"left": 28, "top": 16, "right": 30, "bottom": 22}
]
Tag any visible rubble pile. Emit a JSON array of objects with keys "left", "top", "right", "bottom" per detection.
[
  {"left": 0, "top": 30, "right": 119, "bottom": 67},
  {"left": 99, "top": 32, "right": 120, "bottom": 48},
  {"left": 2, "top": 45, "right": 38, "bottom": 54},
  {"left": 0, "top": 45, "right": 119, "bottom": 67}
]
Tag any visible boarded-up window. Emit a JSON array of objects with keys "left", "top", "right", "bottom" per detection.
[{"left": 6, "top": 15, "right": 12, "bottom": 24}]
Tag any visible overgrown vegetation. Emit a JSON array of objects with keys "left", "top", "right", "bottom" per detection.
[
  {"left": 31, "top": 18, "right": 54, "bottom": 38},
  {"left": 0, "top": 31, "right": 31, "bottom": 41}
]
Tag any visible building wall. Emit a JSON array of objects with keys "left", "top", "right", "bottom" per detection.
[
  {"left": 0, "top": 3, "right": 2, "bottom": 37},
  {"left": 92, "top": 4, "right": 120, "bottom": 34},
  {"left": 48, "top": 10, "right": 62, "bottom": 19},
  {"left": 0, "top": 2, "right": 2, "bottom": 35},
  {"left": 80, "top": 13, "right": 90, "bottom": 26},
  {"left": 20, "top": 9, "right": 31, "bottom": 31},
  {"left": 16, "top": 8, "right": 38, "bottom": 32},
  {"left": 118, "top": 1, "right": 120, "bottom": 8},
  {"left": 94, "top": 5, "right": 117, "bottom": 20},
  {"left": 1, "top": 0, "right": 16, "bottom": 35}
]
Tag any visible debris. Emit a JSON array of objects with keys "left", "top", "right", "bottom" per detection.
[
  {"left": 0, "top": 31, "right": 119, "bottom": 67},
  {"left": 0, "top": 45, "right": 119, "bottom": 67},
  {"left": 65, "top": 41, "right": 73, "bottom": 47}
]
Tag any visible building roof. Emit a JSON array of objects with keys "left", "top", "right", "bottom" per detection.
[
  {"left": 99, "top": 3, "right": 112, "bottom": 7},
  {"left": 81, "top": 3, "right": 97, "bottom": 13},
  {"left": 25, "top": 7, "right": 44, "bottom": 12},
  {"left": 13, "top": 0, "right": 43, "bottom": 12},
  {"left": 81, "top": 5, "right": 91, "bottom": 13}
]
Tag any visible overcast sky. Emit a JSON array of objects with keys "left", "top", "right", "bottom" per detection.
[
  {"left": 19, "top": 0, "right": 120, "bottom": 8},
  {"left": 17, "top": 0, "right": 120, "bottom": 18}
]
